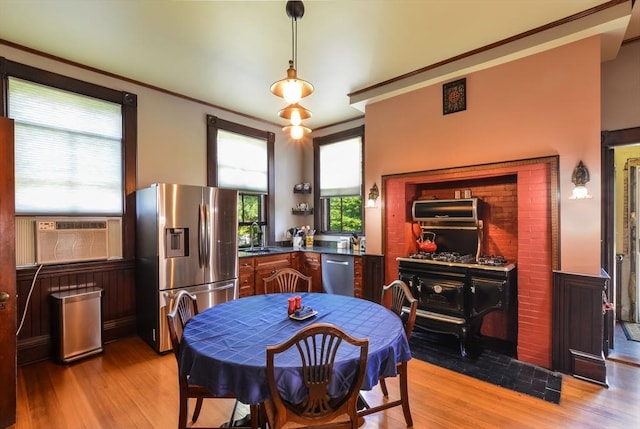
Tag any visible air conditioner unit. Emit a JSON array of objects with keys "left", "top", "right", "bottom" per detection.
[{"left": 35, "top": 219, "right": 110, "bottom": 265}]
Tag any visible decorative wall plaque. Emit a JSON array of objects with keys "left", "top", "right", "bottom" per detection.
[{"left": 443, "top": 78, "right": 466, "bottom": 115}]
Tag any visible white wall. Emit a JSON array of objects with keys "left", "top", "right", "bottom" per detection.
[{"left": 1, "top": 44, "right": 309, "bottom": 242}]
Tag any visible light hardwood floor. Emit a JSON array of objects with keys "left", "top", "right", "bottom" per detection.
[{"left": 14, "top": 335, "right": 640, "bottom": 428}]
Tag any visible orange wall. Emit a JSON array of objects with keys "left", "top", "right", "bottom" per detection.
[{"left": 364, "top": 36, "right": 602, "bottom": 275}]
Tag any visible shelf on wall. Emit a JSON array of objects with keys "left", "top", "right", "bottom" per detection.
[
  {"left": 293, "top": 183, "right": 312, "bottom": 194},
  {"left": 292, "top": 208, "right": 313, "bottom": 215}
]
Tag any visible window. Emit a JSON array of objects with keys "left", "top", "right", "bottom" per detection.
[
  {"left": 206, "top": 115, "right": 275, "bottom": 248},
  {"left": 9, "top": 77, "right": 123, "bottom": 214},
  {"left": 1, "top": 57, "right": 137, "bottom": 260},
  {"left": 314, "top": 126, "right": 364, "bottom": 234}
]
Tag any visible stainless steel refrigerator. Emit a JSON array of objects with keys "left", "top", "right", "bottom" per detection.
[{"left": 136, "top": 183, "right": 238, "bottom": 353}]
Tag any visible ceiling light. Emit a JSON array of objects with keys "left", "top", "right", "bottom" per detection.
[
  {"left": 272, "top": 1, "right": 313, "bottom": 140},
  {"left": 283, "top": 124, "right": 311, "bottom": 140},
  {"left": 271, "top": 61, "right": 313, "bottom": 104},
  {"left": 278, "top": 103, "right": 311, "bottom": 126}
]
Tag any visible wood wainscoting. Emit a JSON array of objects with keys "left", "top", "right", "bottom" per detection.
[
  {"left": 552, "top": 269, "right": 610, "bottom": 386},
  {"left": 16, "top": 260, "right": 136, "bottom": 365}
]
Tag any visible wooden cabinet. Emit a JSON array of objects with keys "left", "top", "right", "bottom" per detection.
[
  {"left": 363, "top": 254, "right": 385, "bottom": 303},
  {"left": 238, "top": 257, "right": 255, "bottom": 297},
  {"left": 552, "top": 269, "right": 610, "bottom": 386},
  {"left": 290, "top": 251, "right": 302, "bottom": 272},
  {"left": 254, "top": 253, "right": 292, "bottom": 295},
  {"left": 353, "top": 256, "right": 363, "bottom": 298},
  {"left": 238, "top": 252, "right": 385, "bottom": 300},
  {"left": 302, "top": 252, "right": 322, "bottom": 293}
]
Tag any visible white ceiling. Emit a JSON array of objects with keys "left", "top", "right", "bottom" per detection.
[{"left": 0, "top": 1, "right": 638, "bottom": 131}]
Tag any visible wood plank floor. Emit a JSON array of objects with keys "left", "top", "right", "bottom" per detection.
[{"left": 13, "top": 335, "right": 640, "bottom": 428}]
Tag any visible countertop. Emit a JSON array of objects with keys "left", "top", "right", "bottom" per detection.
[{"left": 238, "top": 245, "right": 370, "bottom": 258}]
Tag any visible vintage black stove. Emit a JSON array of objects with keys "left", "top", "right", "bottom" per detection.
[{"left": 399, "top": 198, "right": 517, "bottom": 357}]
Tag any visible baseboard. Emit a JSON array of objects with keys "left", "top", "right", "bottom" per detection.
[
  {"left": 570, "top": 348, "right": 608, "bottom": 387},
  {"left": 17, "top": 335, "right": 51, "bottom": 366},
  {"left": 104, "top": 315, "right": 137, "bottom": 343}
]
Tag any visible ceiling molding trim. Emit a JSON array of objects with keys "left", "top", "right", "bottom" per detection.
[
  {"left": 0, "top": 38, "right": 284, "bottom": 130},
  {"left": 348, "top": 0, "right": 632, "bottom": 112}
]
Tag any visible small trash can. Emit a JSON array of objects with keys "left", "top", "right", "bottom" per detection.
[{"left": 51, "top": 287, "right": 103, "bottom": 363}]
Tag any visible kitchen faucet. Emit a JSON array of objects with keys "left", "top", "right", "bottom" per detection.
[{"left": 250, "top": 221, "right": 260, "bottom": 250}]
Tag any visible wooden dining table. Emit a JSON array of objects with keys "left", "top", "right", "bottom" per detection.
[{"left": 179, "top": 292, "right": 412, "bottom": 424}]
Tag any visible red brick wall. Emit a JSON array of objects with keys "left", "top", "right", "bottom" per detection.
[{"left": 384, "top": 160, "right": 553, "bottom": 368}]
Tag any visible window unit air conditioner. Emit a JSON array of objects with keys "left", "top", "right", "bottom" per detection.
[{"left": 35, "top": 219, "right": 110, "bottom": 265}]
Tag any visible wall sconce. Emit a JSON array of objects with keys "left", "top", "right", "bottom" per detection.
[
  {"left": 366, "top": 183, "right": 379, "bottom": 208},
  {"left": 570, "top": 160, "right": 592, "bottom": 199}
]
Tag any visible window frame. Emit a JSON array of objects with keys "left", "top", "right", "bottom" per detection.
[
  {"left": 0, "top": 57, "right": 137, "bottom": 260},
  {"left": 313, "top": 125, "right": 365, "bottom": 235},
  {"left": 206, "top": 115, "right": 275, "bottom": 246}
]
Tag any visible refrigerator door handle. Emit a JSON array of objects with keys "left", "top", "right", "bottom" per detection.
[
  {"left": 204, "top": 203, "right": 211, "bottom": 266},
  {"left": 199, "top": 203, "right": 206, "bottom": 267}
]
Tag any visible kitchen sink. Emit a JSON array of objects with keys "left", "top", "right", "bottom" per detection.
[{"left": 241, "top": 247, "right": 276, "bottom": 253}]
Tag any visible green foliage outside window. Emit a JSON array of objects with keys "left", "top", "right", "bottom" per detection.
[
  {"left": 328, "top": 196, "right": 362, "bottom": 233},
  {"left": 238, "top": 193, "right": 263, "bottom": 247}
]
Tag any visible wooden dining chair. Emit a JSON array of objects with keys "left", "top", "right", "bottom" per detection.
[
  {"left": 166, "top": 290, "right": 256, "bottom": 429},
  {"left": 263, "top": 323, "right": 369, "bottom": 429},
  {"left": 263, "top": 267, "right": 312, "bottom": 294},
  {"left": 358, "top": 280, "right": 417, "bottom": 427}
]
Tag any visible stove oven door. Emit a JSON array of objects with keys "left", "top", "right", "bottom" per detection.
[
  {"left": 469, "top": 268, "right": 514, "bottom": 317},
  {"left": 415, "top": 272, "right": 467, "bottom": 317}
]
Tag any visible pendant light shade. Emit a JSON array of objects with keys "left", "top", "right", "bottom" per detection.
[
  {"left": 272, "top": 1, "right": 313, "bottom": 140},
  {"left": 283, "top": 124, "right": 311, "bottom": 140},
  {"left": 271, "top": 61, "right": 314, "bottom": 104},
  {"left": 278, "top": 103, "right": 311, "bottom": 126}
]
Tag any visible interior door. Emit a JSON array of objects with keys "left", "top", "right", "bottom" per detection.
[{"left": 0, "top": 117, "right": 17, "bottom": 426}]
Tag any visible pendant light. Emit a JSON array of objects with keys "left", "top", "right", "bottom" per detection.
[
  {"left": 283, "top": 124, "right": 312, "bottom": 140},
  {"left": 271, "top": 1, "right": 313, "bottom": 139},
  {"left": 278, "top": 103, "right": 311, "bottom": 125}
]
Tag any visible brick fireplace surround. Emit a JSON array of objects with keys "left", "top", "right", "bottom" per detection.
[{"left": 383, "top": 157, "right": 557, "bottom": 369}]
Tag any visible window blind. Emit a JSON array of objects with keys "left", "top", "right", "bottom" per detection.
[
  {"left": 217, "top": 129, "right": 268, "bottom": 193},
  {"left": 319, "top": 137, "right": 362, "bottom": 197},
  {"left": 9, "top": 77, "right": 123, "bottom": 214}
]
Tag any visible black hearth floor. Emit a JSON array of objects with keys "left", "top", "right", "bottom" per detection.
[{"left": 409, "top": 330, "right": 562, "bottom": 404}]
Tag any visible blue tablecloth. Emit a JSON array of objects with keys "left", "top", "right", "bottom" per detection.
[{"left": 179, "top": 293, "right": 411, "bottom": 405}]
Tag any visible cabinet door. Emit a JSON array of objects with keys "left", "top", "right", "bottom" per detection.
[
  {"left": 239, "top": 272, "right": 255, "bottom": 297},
  {"left": 303, "top": 252, "right": 322, "bottom": 293},
  {"left": 363, "top": 255, "right": 384, "bottom": 303},
  {"left": 353, "top": 256, "right": 363, "bottom": 298},
  {"left": 254, "top": 253, "right": 292, "bottom": 295},
  {"left": 238, "top": 257, "right": 255, "bottom": 297},
  {"left": 290, "top": 251, "right": 302, "bottom": 272}
]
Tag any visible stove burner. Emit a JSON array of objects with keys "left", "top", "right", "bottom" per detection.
[
  {"left": 477, "top": 255, "right": 508, "bottom": 266},
  {"left": 409, "top": 252, "right": 475, "bottom": 264}
]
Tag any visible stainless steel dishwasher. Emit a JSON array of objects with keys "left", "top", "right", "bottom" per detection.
[{"left": 321, "top": 254, "right": 354, "bottom": 296}]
